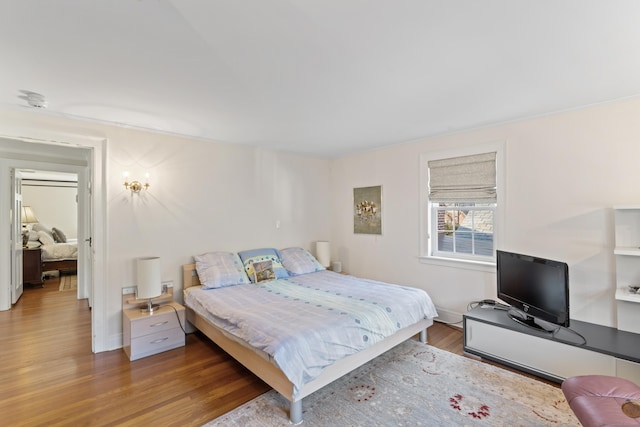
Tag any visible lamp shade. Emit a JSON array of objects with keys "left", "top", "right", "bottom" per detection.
[
  {"left": 315, "top": 241, "right": 331, "bottom": 268},
  {"left": 21, "top": 206, "right": 38, "bottom": 224},
  {"left": 136, "top": 257, "right": 162, "bottom": 299}
]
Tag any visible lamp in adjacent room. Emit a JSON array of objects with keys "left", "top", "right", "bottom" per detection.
[
  {"left": 315, "top": 241, "right": 331, "bottom": 269},
  {"left": 21, "top": 206, "right": 39, "bottom": 246},
  {"left": 136, "top": 256, "right": 162, "bottom": 313},
  {"left": 21, "top": 206, "right": 39, "bottom": 228}
]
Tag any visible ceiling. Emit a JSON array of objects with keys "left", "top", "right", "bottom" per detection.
[{"left": 2, "top": 1, "right": 640, "bottom": 158}]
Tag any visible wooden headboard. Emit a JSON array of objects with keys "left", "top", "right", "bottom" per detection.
[{"left": 182, "top": 263, "right": 201, "bottom": 289}]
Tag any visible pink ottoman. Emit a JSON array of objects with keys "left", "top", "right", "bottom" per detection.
[{"left": 562, "top": 375, "right": 640, "bottom": 426}]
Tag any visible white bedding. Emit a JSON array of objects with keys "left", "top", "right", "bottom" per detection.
[
  {"left": 40, "top": 240, "right": 78, "bottom": 261},
  {"left": 184, "top": 270, "right": 438, "bottom": 397}
]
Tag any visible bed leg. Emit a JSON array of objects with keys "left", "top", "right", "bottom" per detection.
[
  {"left": 290, "top": 399, "right": 303, "bottom": 425},
  {"left": 419, "top": 329, "right": 427, "bottom": 344}
]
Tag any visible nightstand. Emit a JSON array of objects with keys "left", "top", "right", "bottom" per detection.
[
  {"left": 122, "top": 301, "right": 185, "bottom": 361},
  {"left": 23, "top": 247, "right": 43, "bottom": 287}
]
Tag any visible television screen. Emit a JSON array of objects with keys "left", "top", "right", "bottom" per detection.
[{"left": 497, "top": 250, "right": 569, "bottom": 329}]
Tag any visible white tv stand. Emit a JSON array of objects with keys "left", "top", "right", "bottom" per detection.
[{"left": 463, "top": 307, "right": 640, "bottom": 384}]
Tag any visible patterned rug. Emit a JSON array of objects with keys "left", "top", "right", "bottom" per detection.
[
  {"left": 203, "top": 339, "right": 579, "bottom": 426},
  {"left": 59, "top": 274, "right": 77, "bottom": 291}
]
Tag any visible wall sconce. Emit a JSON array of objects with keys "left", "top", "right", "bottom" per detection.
[{"left": 123, "top": 171, "right": 150, "bottom": 193}]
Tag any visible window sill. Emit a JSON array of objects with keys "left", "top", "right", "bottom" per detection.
[{"left": 418, "top": 255, "right": 496, "bottom": 273}]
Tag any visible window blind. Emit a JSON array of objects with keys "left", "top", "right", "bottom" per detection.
[{"left": 428, "top": 152, "right": 496, "bottom": 202}]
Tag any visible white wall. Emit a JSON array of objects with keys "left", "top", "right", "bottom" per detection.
[
  {"left": 4, "top": 95, "right": 640, "bottom": 347},
  {"left": 329, "top": 96, "right": 640, "bottom": 328},
  {"left": 0, "top": 109, "right": 331, "bottom": 349},
  {"left": 107, "top": 130, "right": 331, "bottom": 296},
  {"left": 22, "top": 183, "right": 78, "bottom": 239}
]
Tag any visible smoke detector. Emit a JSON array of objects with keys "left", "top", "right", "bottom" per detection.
[
  {"left": 26, "top": 92, "right": 47, "bottom": 108},
  {"left": 19, "top": 90, "right": 47, "bottom": 108}
]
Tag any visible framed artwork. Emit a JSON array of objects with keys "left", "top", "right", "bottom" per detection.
[{"left": 353, "top": 185, "right": 382, "bottom": 235}]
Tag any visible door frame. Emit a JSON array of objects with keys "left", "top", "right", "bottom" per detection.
[
  {"left": 11, "top": 169, "right": 23, "bottom": 304},
  {"left": 0, "top": 135, "right": 107, "bottom": 353},
  {"left": 16, "top": 166, "right": 84, "bottom": 298}
]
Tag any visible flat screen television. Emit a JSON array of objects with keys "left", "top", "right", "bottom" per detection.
[{"left": 496, "top": 250, "right": 570, "bottom": 331}]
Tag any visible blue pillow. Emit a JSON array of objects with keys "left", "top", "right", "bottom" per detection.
[
  {"left": 194, "top": 251, "right": 251, "bottom": 289},
  {"left": 237, "top": 248, "right": 289, "bottom": 282},
  {"left": 279, "top": 247, "right": 325, "bottom": 275}
]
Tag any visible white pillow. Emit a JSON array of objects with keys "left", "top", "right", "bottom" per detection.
[
  {"left": 194, "top": 251, "right": 251, "bottom": 289},
  {"left": 32, "top": 223, "right": 53, "bottom": 236},
  {"left": 279, "top": 247, "right": 325, "bottom": 275},
  {"left": 37, "top": 230, "right": 55, "bottom": 245}
]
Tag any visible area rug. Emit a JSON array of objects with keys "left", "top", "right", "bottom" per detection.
[
  {"left": 59, "top": 274, "right": 77, "bottom": 291},
  {"left": 203, "top": 340, "right": 579, "bottom": 426}
]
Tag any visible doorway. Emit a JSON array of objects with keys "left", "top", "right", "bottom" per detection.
[
  {"left": 20, "top": 170, "right": 80, "bottom": 298},
  {"left": 0, "top": 135, "right": 106, "bottom": 352}
]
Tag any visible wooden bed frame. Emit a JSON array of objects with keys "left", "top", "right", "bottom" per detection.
[
  {"left": 182, "top": 263, "right": 433, "bottom": 424},
  {"left": 42, "top": 259, "right": 77, "bottom": 274}
]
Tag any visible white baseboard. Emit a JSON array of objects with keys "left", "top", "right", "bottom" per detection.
[
  {"left": 108, "top": 333, "right": 123, "bottom": 351},
  {"left": 434, "top": 306, "right": 464, "bottom": 328}
]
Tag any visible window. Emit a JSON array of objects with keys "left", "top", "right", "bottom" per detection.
[
  {"left": 420, "top": 144, "right": 503, "bottom": 266},
  {"left": 431, "top": 202, "right": 495, "bottom": 258}
]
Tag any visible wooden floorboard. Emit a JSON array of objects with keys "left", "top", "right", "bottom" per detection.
[{"left": 0, "top": 278, "right": 552, "bottom": 426}]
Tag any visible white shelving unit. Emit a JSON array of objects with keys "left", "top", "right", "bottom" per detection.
[
  {"left": 615, "top": 287, "right": 640, "bottom": 303},
  {"left": 614, "top": 206, "right": 640, "bottom": 334}
]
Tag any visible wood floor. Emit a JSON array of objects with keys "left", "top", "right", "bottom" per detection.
[{"left": 0, "top": 277, "right": 548, "bottom": 426}]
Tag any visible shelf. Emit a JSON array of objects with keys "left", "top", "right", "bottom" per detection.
[
  {"left": 615, "top": 288, "right": 640, "bottom": 303},
  {"left": 614, "top": 205, "right": 640, "bottom": 333},
  {"left": 614, "top": 247, "right": 640, "bottom": 256},
  {"left": 614, "top": 205, "right": 640, "bottom": 211}
]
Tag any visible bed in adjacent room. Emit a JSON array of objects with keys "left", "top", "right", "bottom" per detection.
[
  {"left": 30, "top": 223, "right": 78, "bottom": 274},
  {"left": 182, "top": 247, "right": 438, "bottom": 424},
  {"left": 41, "top": 241, "right": 78, "bottom": 273}
]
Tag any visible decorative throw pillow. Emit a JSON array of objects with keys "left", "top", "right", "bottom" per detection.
[
  {"left": 32, "top": 223, "right": 53, "bottom": 237},
  {"left": 279, "top": 247, "right": 325, "bottom": 275},
  {"left": 252, "top": 260, "right": 276, "bottom": 283},
  {"left": 52, "top": 227, "right": 67, "bottom": 243},
  {"left": 37, "top": 230, "right": 55, "bottom": 246},
  {"left": 237, "top": 248, "right": 289, "bottom": 282},
  {"left": 194, "top": 251, "right": 251, "bottom": 289}
]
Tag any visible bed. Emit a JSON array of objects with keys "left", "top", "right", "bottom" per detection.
[
  {"left": 41, "top": 241, "right": 78, "bottom": 274},
  {"left": 29, "top": 224, "right": 78, "bottom": 274},
  {"left": 182, "top": 247, "right": 438, "bottom": 424}
]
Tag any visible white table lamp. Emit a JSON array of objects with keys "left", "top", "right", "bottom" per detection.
[
  {"left": 137, "top": 256, "right": 162, "bottom": 313},
  {"left": 316, "top": 241, "right": 331, "bottom": 268}
]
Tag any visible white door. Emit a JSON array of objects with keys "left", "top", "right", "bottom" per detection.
[
  {"left": 11, "top": 169, "right": 23, "bottom": 304},
  {"left": 77, "top": 165, "right": 93, "bottom": 305}
]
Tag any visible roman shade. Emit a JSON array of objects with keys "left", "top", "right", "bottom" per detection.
[{"left": 428, "top": 152, "right": 496, "bottom": 202}]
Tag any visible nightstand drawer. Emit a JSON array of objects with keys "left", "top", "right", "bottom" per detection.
[
  {"left": 122, "top": 300, "right": 186, "bottom": 361},
  {"left": 129, "top": 327, "right": 184, "bottom": 360},
  {"left": 131, "top": 312, "right": 178, "bottom": 336}
]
